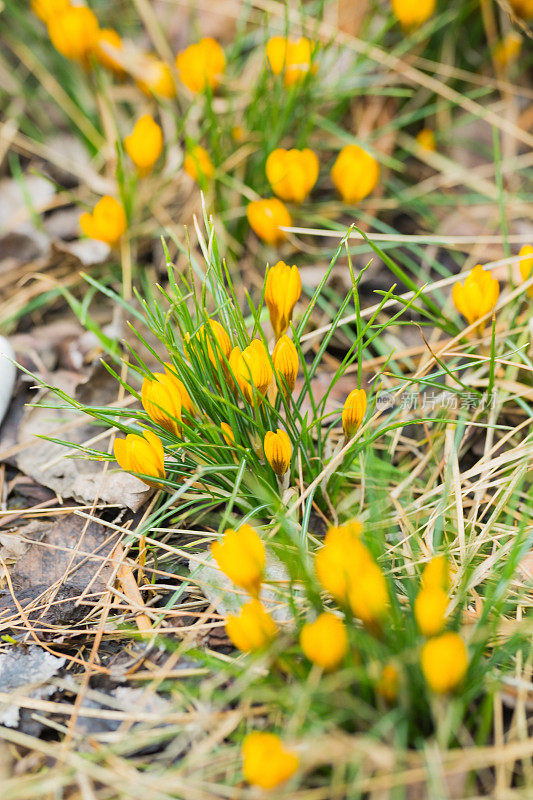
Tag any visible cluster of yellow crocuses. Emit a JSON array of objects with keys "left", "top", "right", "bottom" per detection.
[{"left": 211, "top": 518, "right": 468, "bottom": 789}]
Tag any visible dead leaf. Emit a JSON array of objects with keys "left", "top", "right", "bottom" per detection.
[{"left": 0, "top": 646, "right": 65, "bottom": 729}]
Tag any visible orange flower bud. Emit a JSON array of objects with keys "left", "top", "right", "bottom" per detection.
[
  {"left": 47, "top": 5, "right": 100, "bottom": 62},
  {"left": 266, "top": 148, "right": 319, "bottom": 203},
  {"left": 211, "top": 524, "right": 265, "bottom": 596},
  {"left": 414, "top": 586, "right": 448, "bottom": 637},
  {"left": 342, "top": 388, "right": 367, "bottom": 437},
  {"left": 416, "top": 128, "right": 437, "bottom": 152},
  {"left": 391, "top": 0, "right": 436, "bottom": 29},
  {"left": 300, "top": 612, "right": 348, "bottom": 671},
  {"left": 247, "top": 198, "right": 291, "bottom": 246},
  {"left": 265, "top": 261, "right": 302, "bottom": 339},
  {"left": 220, "top": 422, "right": 235, "bottom": 446},
  {"left": 242, "top": 732, "right": 299, "bottom": 789},
  {"left": 114, "top": 429, "right": 165, "bottom": 486},
  {"left": 264, "top": 429, "right": 292, "bottom": 476},
  {"left": 266, "top": 36, "right": 316, "bottom": 87},
  {"left": 141, "top": 373, "right": 182, "bottom": 437},
  {"left": 421, "top": 555, "right": 449, "bottom": 591},
  {"left": 79, "top": 196, "right": 127, "bottom": 246},
  {"left": 225, "top": 599, "right": 277, "bottom": 652},
  {"left": 421, "top": 632, "right": 468, "bottom": 694},
  {"left": 124, "top": 115, "right": 163, "bottom": 175},
  {"left": 348, "top": 561, "right": 389, "bottom": 627},
  {"left": 184, "top": 319, "right": 232, "bottom": 367},
  {"left": 184, "top": 145, "right": 215, "bottom": 183},
  {"left": 31, "top": 0, "right": 69, "bottom": 23},
  {"left": 452, "top": 264, "right": 499, "bottom": 334},
  {"left": 94, "top": 29, "right": 126, "bottom": 76},
  {"left": 331, "top": 145, "right": 380, "bottom": 204},
  {"left": 232, "top": 340, "right": 273, "bottom": 404},
  {"left": 272, "top": 335, "right": 298, "bottom": 393},
  {"left": 519, "top": 245, "right": 533, "bottom": 298},
  {"left": 315, "top": 524, "right": 372, "bottom": 605},
  {"left": 175, "top": 37, "right": 225, "bottom": 93},
  {"left": 162, "top": 364, "right": 195, "bottom": 417},
  {"left": 135, "top": 55, "right": 175, "bottom": 98}
]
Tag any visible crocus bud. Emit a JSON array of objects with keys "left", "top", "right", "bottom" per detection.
[
  {"left": 414, "top": 586, "right": 448, "bottom": 637},
  {"left": 266, "top": 36, "right": 315, "bottom": 87},
  {"left": 315, "top": 525, "right": 372, "bottom": 605},
  {"left": 264, "top": 429, "right": 292, "bottom": 476},
  {"left": 510, "top": 0, "right": 533, "bottom": 19},
  {"left": 94, "top": 29, "right": 126, "bottom": 76},
  {"left": 421, "top": 555, "right": 449, "bottom": 591},
  {"left": 31, "top": 0, "right": 69, "bottom": 23},
  {"left": 185, "top": 319, "right": 232, "bottom": 367},
  {"left": 114, "top": 429, "right": 165, "bottom": 486},
  {"left": 211, "top": 524, "right": 265, "bottom": 596},
  {"left": 416, "top": 128, "right": 437, "bottom": 152},
  {"left": 233, "top": 340, "right": 273, "bottom": 404},
  {"left": 242, "top": 732, "right": 299, "bottom": 789},
  {"left": 163, "top": 364, "right": 195, "bottom": 417},
  {"left": 266, "top": 148, "right": 319, "bottom": 204},
  {"left": 184, "top": 145, "right": 215, "bottom": 183},
  {"left": 225, "top": 599, "right": 277, "bottom": 652},
  {"left": 519, "top": 245, "right": 533, "bottom": 297},
  {"left": 331, "top": 145, "right": 380, "bottom": 204},
  {"left": 220, "top": 422, "right": 235, "bottom": 446},
  {"left": 452, "top": 264, "right": 499, "bottom": 334},
  {"left": 391, "top": 0, "right": 436, "bottom": 29},
  {"left": 247, "top": 199, "right": 291, "bottom": 246},
  {"left": 348, "top": 561, "right": 389, "bottom": 627},
  {"left": 300, "top": 612, "right": 349, "bottom": 671},
  {"left": 125, "top": 115, "right": 163, "bottom": 175},
  {"left": 421, "top": 632, "right": 468, "bottom": 694},
  {"left": 273, "top": 335, "right": 298, "bottom": 393},
  {"left": 141, "top": 373, "right": 182, "bottom": 437},
  {"left": 79, "top": 196, "right": 127, "bottom": 246},
  {"left": 175, "top": 37, "right": 225, "bottom": 93},
  {"left": 265, "top": 261, "right": 302, "bottom": 339},
  {"left": 47, "top": 5, "right": 100, "bottom": 62},
  {"left": 376, "top": 664, "right": 399, "bottom": 702},
  {"left": 135, "top": 55, "right": 175, "bottom": 98},
  {"left": 342, "top": 388, "right": 367, "bottom": 437}
]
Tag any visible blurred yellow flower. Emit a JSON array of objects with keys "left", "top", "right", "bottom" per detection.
[
  {"left": 315, "top": 525, "right": 372, "bottom": 605},
  {"left": 414, "top": 586, "right": 448, "bottom": 637},
  {"left": 79, "top": 196, "right": 127, "bottom": 246},
  {"left": 509, "top": 0, "right": 533, "bottom": 19},
  {"left": 226, "top": 599, "right": 277, "bottom": 652},
  {"left": 124, "top": 115, "right": 163, "bottom": 175},
  {"left": 184, "top": 145, "right": 215, "bottom": 183},
  {"left": 185, "top": 319, "right": 232, "bottom": 367},
  {"left": 421, "top": 632, "right": 468, "bottom": 693},
  {"left": 247, "top": 198, "right": 291, "bottom": 245},
  {"left": 232, "top": 340, "right": 273, "bottom": 403},
  {"left": 242, "top": 732, "right": 299, "bottom": 789},
  {"left": 421, "top": 555, "right": 449, "bottom": 591},
  {"left": 264, "top": 429, "right": 292, "bottom": 476},
  {"left": 494, "top": 32, "right": 522, "bottom": 69},
  {"left": 47, "top": 5, "right": 100, "bottom": 62},
  {"left": 265, "top": 261, "right": 302, "bottom": 339},
  {"left": 272, "top": 335, "right": 298, "bottom": 393},
  {"left": 266, "top": 148, "right": 319, "bottom": 203},
  {"left": 342, "top": 388, "right": 367, "bottom": 437},
  {"left": 300, "top": 612, "right": 348, "bottom": 671},
  {"left": 136, "top": 55, "right": 175, "bottom": 98},
  {"left": 31, "top": 0, "right": 70, "bottom": 23},
  {"left": 114, "top": 429, "right": 165, "bottom": 486},
  {"left": 266, "top": 36, "right": 315, "bottom": 87},
  {"left": 331, "top": 145, "right": 380, "bottom": 204},
  {"left": 452, "top": 264, "right": 499, "bottom": 333},
  {"left": 94, "top": 28, "right": 126, "bottom": 76},
  {"left": 391, "top": 0, "right": 436, "bottom": 29},
  {"left": 348, "top": 561, "right": 389, "bottom": 627},
  {"left": 519, "top": 244, "right": 533, "bottom": 297},
  {"left": 211, "top": 524, "right": 265, "bottom": 596},
  {"left": 141, "top": 373, "right": 182, "bottom": 437},
  {"left": 376, "top": 664, "right": 399, "bottom": 702},
  {"left": 416, "top": 128, "right": 437, "bottom": 152},
  {"left": 175, "top": 37, "right": 225, "bottom": 93}
]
